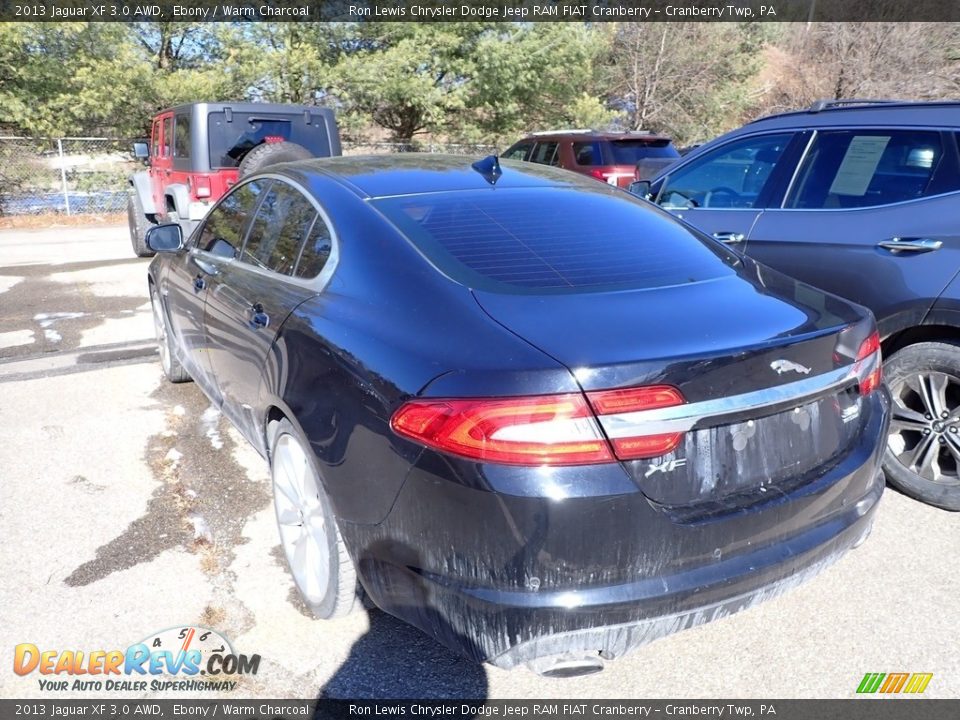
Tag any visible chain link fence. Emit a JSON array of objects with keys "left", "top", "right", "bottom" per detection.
[
  {"left": 0, "top": 138, "right": 499, "bottom": 217},
  {"left": 0, "top": 137, "right": 136, "bottom": 217}
]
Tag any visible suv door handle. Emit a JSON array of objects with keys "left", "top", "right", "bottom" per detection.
[
  {"left": 877, "top": 238, "right": 942, "bottom": 253},
  {"left": 713, "top": 231, "right": 745, "bottom": 244}
]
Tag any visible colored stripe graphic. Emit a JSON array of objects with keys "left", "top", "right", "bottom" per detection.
[
  {"left": 857, "top": 673, "right": 885, "bottom": 693},
  {"left": 857, "top": 672, "right": 932, "bottom": 694},
  {"left": 904, "top": 673, "right": 933, "bottom": 694},
  {"left": 880, "top": 673, "right": 909, "bottom": 693}
]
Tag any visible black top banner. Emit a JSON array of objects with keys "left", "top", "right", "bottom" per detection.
[{"left": 1, "top": 0, "right": 959, "bottom": 23}]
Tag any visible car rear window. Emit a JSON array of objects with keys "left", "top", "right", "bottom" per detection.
[
  {"left": 207, "top": 112, "right": 332, "bottom": 169},
  {"left": 374, "top": 188, "right": 737, "bottom": 293},
  {"left": 608, "top": 139, "right": 680, "bottom": 164}
]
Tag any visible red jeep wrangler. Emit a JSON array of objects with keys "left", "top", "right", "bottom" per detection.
[{"left": 128, "top": 102, "right": 341, "bottom": 257}]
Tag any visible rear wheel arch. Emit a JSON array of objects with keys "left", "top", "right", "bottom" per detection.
[{"left": 883, "top": 324, "right": 960, "bottom": 359}]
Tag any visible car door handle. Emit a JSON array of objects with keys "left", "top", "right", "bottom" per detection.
[
  {"left": 249, "top": 303, "right": 270, "bottom": 329},
  {"left": 877, "top": 238, "right": 943, "bottom": 254},
  {"left": 713, "top": 231, "right": 745, "bottom": 244},
  {"left": 193, "top": 275, "right": 205, "bottom": 292}
]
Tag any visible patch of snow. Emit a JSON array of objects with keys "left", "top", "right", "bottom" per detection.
[
  {"left": 0, "top": 329, "right": 35, "bottom": 349},
  {"left": 43, "top": 329, "right": 61, "bottom": 343}
]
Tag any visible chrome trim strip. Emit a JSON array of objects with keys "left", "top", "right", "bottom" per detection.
[{"left": 599, "top": 364, "right": 858, "bottom": 437}]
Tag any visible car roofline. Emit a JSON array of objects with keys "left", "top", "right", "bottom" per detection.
[{"left": 749, "top": 99, "right": 960, "bottom": 125}]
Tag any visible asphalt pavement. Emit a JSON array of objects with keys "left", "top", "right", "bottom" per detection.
[{"left": 0, "top": 224, "right": 957, "bottom": 700}]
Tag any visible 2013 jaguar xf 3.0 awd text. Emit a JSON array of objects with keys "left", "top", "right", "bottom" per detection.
[{"left": 144, "top": 155, "right": 889, "bottom": 676}]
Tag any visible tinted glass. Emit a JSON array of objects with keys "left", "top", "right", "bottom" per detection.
[
  {"left": 242, "top": 182, "right": 317, "bottom": 275},
  {"left": 608, "top": 139, "right": 680, "bottom": 164},
  {"left": 660, "top": 133, "right": 793, "bottom": 209},
  {"left": 501, "top": 142, "right": 532, "bottom": 161},
  {"left": 161, "top": 116, "right": 173, "bottom": 158},
  {"left": 375, "top": 188, "right": 736, "bottom": 293},
  {"left": 786, "top": 130, "right": 948, "bottom": 209},
  {"left": 196, "top": 180, "right": 268, "bottom": 257},
  {"left": 295, "top": 216, "right": 333, "bottom": 279},
  {"left": 573, "top": 141, "right": 602, "bottom": 166},
  {"left": 207, "top": 112, "right": 331, "bottom": 169},
  {"left": 174, "top": 114, "right": 190, "bottom": 158},
  {"left": 531, "top": 142, "right": 560, "bottom": 166}
]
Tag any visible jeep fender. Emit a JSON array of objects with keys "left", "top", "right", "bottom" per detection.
[
  {"left": 129, "top": 171, "right": 157, "bottom": 215},
  {"left": 163, "top": 184, "right": 191, "bottom": 220}
]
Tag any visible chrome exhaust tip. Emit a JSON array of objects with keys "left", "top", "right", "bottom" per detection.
[{"left": 527, "top": 652, "right": 606, "bottom": 678}]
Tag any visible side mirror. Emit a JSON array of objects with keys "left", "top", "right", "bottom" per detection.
[
  {"left": 132, "top": 141, "right": 150, "bottom": 160},
  {"left": 628, "top": 180, "right": 651, "bottom": 199},
  {"left": 145, "top": 223, "right": 183, "bottom": 253}
]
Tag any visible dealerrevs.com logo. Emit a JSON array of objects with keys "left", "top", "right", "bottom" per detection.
[{"left": 13, "top": 626, "right": 260, "bottom": 692}]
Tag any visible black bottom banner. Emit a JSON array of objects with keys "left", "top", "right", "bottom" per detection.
[{"left": 2, "top": 700, "right": 959, "bottom": 720}]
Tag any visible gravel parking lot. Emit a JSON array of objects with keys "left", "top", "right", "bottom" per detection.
[{"left": 0, "top": 225, "right": 957, "bottom": 700}]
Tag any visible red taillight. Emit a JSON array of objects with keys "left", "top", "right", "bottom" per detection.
[
  {"left": 390, "top": 385, "right": 686, "bottom": 466},
  {"left": 855, "top": 331, "right": 882, "bottom": 395},
  {"left": 588, "top": 169, "right": 613, "bottom": 181},
  {"left": 390, "top": 394, "right": 613, "bottom": 466},
  {"left": 192, "top": 176, "right": 211, "bottom": 199},
  {"left": 264, "top": 135, "right": 285, "bottom": 144},
  {"left": 587, "top": 386, "right": 686, "bottom": 459}
]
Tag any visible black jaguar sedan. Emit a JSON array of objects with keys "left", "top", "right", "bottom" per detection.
[{"left": 144, "top": 154, "right": 889, "bottom": 676}]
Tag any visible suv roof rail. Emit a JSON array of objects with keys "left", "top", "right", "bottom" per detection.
[
  {"left": 528, "top": 129, "right": 598, "bottom": 136},
  {"left": 806, "top": 98, "right": 900, "bottom": 113}
]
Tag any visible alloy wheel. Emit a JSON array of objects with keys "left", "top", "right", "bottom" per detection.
[
  {"left": 887, "top": 371, "right": 960, "bottom": 486},
  {"left": 272, "top": 433, "right": 330, "bottom": 604}
]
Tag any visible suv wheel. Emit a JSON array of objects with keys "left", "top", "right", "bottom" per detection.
[
  {"left": 239, "top": 141, "right": 313, "bottom": 178},
  {"left": 128, "top": 194, "right": 154, "bottom": 258},
  {"left": 884, "top": 341, "right": 960, "bottom": 511}
]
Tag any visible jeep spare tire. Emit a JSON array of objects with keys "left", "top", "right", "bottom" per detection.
[{"left": 239, "top": 141, "right": 314, "bottom": 178}]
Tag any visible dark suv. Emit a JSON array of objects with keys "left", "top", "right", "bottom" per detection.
[
  {"left": 502, "top": 130, "right": 679, "bottom": 188},
  {"left": 631, "top": 99, "right": 960, "bottom": 510},
  {"left": 128, "top": 102, "right": 340, "bottom": 257}
]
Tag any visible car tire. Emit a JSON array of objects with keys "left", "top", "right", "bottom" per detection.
[
  {"left": 883, "top": 341, "right": 960, "bottom": 511},
  {"left": 149, "top": 283, "right": 190, "bottom": 384},
  {"left": 128, "top": 194, "right": 154, "bottom": 258},
  {"left": 269, "top": 418, "right": 359, "bottom": 618},
  {"left": 239, "top": 141, "right": 314, "bottom": 178}
]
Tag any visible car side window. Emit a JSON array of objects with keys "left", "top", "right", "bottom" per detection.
[
  {"left": 502, "top": 142, "right": 532, "bottom": 161},
  {"left": 531, "top": 141, "right": 560, "bottom": 166},
  {"left": 241, "top": 182, "right": 317, "bottom": 276},
  {"left": 573, "top": 141, "right": 601, "bottom": 166},
  {"left": 786, "top": 130, "right": 950, "bottom": 209},
  {"left": 161, "top": 116, "right": 173, "bottom": 158},
  {"left": 174, "top": 114, "right": 190, "bottom": 159},
  {"left": 658, "top": 133, "right": 794, "bottom": 209},
  {"left": 196, "top": 180, "right": 268, "bottom": 258},
  {"left": 294, "top": 215, "right": 334, "bottom": 279}
]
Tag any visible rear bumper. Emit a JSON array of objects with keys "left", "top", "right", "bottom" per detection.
[{"left": 341, "top": 389, "right": 889, "bottom": 666}]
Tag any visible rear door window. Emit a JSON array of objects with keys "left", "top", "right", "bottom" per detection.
[
  {"left": 501, "top": 142, "right": 533, "bottom": 161},
  {"left": 785, "top": 130, "right": 952, "bottom": 209},
  {"left": 530, "top": 141, "right": 560, "bottom": 166},
  {"left": 196, "top": 180, "right": 268, "bottom": 258},
  {"left": 241, "top": 181, "right": 318, "bottom": 275},
  {"left": 658, "top": 133, "right": 794, "bottom": 209},
  {"left": 294, "top": 216, "right": 334, "bottom": 279}
]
